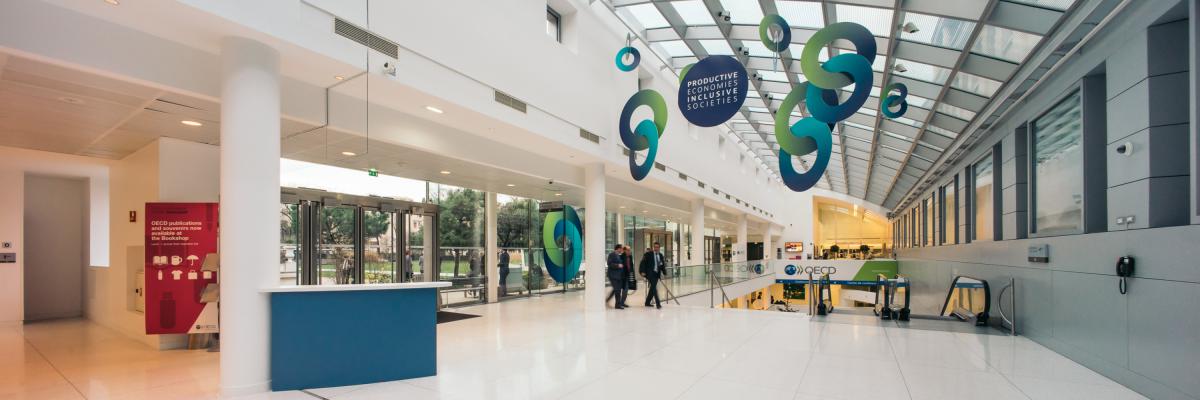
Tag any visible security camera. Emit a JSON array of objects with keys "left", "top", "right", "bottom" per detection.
[
  {"left": 548, "top": 179, "right": 555, "bottom": 185},
  {"left": 900, "top": 22, "right": 919, "bottom": 34},
  {"left": 382, "top": 61, "right": 397, "bottom": 77},
  {"left": 716, "top": 10, "right": 731, "bottom": 22},
  {"left": 1116, "top": 142, "right": 1133, "bottom": 156},
  {"left": 892, "top": 63, "right": 908, "bottom": 73}
]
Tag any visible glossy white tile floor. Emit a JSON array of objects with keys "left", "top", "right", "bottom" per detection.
[{"left": 1, "top": 292, "right": 1148, "bottom": 400}]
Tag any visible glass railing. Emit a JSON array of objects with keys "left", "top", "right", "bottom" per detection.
[{"left": 660, "top": 260, "right": 774, "bottom": 306}]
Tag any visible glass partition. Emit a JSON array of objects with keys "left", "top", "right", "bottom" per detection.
[
  {"left": 279, "top": 203, "right": 301, "bottom": 286},
  {"left": 1031, "top": 90, "right": 1084, "bottom": 236},
  {"left": 973, "top": 153, "right": 994, "bottom": 241},
  {"left": 362, "top": 209, "right": 395, "bottom": 284},
  {"left": 433, "top": 184, "right": 486, "bottom": 305}
]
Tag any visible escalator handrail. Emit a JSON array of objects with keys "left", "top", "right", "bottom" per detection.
[{"left": 939, "top": 275, "right": 991, "bottom": 319}]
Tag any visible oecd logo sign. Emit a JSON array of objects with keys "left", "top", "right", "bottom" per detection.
[
  {"left": 784, "top": 265, "right": 798, "bottom": 275},
  {"left": 754, "top": 264, "right": 764, "bottom": 274}
]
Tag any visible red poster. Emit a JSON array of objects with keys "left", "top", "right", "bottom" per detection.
[{"left": 145, "top": 203, "right": 219, "bottom": 335}]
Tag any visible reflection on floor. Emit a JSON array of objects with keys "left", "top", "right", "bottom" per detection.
[{"left": 1, "top": 292, "right": 1147, "bottom": 400}]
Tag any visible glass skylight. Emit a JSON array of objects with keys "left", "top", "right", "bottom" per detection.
[
  {"left": 972, "top": 25, "right": 1041, "bottom": 63},
  {"left": 899, "top": 12, "right": 975, "bottom": 50},
  {"left": 952, "top": 71, "right": 1002, "bottom": 97},
  {"left": 672, "top": 1, "right": 715, "bottom": 26},
  {"left": 720, "top": 0, "right": 764, "bottom": 25},
  {"left": 835, "top": 4, "right": 894, "bottom": 37},
  {"left": 625, "top": 4, "right": 670, "bottom": 30},
  {"left": 775, "top": 1, "right": 824, "bottom": 28},
  {"left": 938, "top": 103, "right": 977, "bottom": 121},
  {"left": 609, "top": 0, "right": 1076, "bottom": 202},
  {"left": 654, "top": 40, "right": 693, "bottom": 59},
  {"left": 892, "top": 59, "right": 952, "bottom": 84},
  {"left": 699, "top": 40, "right": 735, "bottom": 55}
]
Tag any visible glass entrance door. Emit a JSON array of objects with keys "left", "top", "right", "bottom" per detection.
[
  {"left": 362, "top": 208, "right": 396, "bottom": 283},
  {"left": 318, "top": 205, "right": 358, "bottom": 284}
]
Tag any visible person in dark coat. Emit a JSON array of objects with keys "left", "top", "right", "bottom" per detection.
[
  {"left": 622, "top": 245, "right": 636, "bottom": 291},
  {"left": 497, "top": 250, "right": 510, "bottom": 296},
  {"left": 639, "top": 242, "right": 667, "bottom": 309},
  {"left": 606, "top": 244, "right": 627, "bottom": 308}
]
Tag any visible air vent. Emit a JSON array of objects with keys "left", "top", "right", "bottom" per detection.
[
  {"left": 654, "top": 163, "right": 666, "bottom": 172},
  {"left": 697, "top": 181, "right": 706, "bottom": 189},
  {"left": 678, "top": 172, "right": 688, "bottom": 180},
  {"left": 494, "top": 91, "right": 527, "bottom": 113},
  {"left": 334, "top": 19, "right": 399, "bottom": 58},
  {"left": 578, "top": 129, "right": 599, "bottom": 143},
  {"left": 713, "top": 188, "right": 719, "bottom": 195}
]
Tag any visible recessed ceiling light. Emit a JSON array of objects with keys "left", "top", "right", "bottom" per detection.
[
  {"left": 104, "top": 0, "right": 120, "bottom": 5},
  {"left": 56, "top": 96, "right": 84, "bottom": 105},
  {"left": 619, "top": 206, "right": 625, "bottom": 209},
  {"left": 642, "top": 210, "right": 648, "bottom": 213},
  {"left": 341, "top": 151, "right": 356, "bottom": 156},
  {"left": 334, "top": 75, "right": 345, "bottom": 80},
  {"left": 425, "top": 106, "right": 444, "bottom": 114},
  {"left": 506, "top": 184, "right": 516, "bottom": 187},
  {"left": 554, "top": 193, "right": 562, "bottom": 196},
  {"left": 439, "top": 170, "right": 451, "bottom": 175},
  {"left": 181, "top": 120, "right": 203, "bottom": 127}
]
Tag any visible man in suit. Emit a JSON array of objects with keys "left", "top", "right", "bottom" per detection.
[
  {"left": 640, "top": 242, "right": 667, "bottom": 309},
  {"left": 606, "top": 244, "right": 627, "bottom": 309},
  {"left": 497, "top": 250, "right": 510, "bottom": 297},
  {"left": 622, "top": 245, "right": 636, "bottom": 292}
]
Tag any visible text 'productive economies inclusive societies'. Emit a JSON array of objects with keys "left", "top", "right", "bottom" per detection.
[{"left": 683, "top": 71, "right": 742, "bottom": 111}]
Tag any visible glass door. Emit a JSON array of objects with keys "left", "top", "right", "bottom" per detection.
[
  {"left": 318, "top": 205, "right": 358, "bottom": 284},
  {"left": 279, "top": 203, "right": 302, "bottom": 286},
  {"left": 362, "top": 208, "right": 396, "bottom": 283}
]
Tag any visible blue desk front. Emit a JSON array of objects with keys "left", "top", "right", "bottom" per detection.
[{"left": 265, "top": 282, "right": 449, "bottom": 391}]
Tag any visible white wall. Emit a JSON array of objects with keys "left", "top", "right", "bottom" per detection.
[{"left": 0, "top": 146, "right": 112, "bottom": 324}]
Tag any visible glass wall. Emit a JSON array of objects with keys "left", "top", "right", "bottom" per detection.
[
  {"left": 362, "top": 209, "right": 395, "bottom": 284},
  {"left": 974, "top": 153, "right": 994, "bottom": 241},
  {"left": 279, "top": 204, "right": 301, "bottom": 286},
  {"left": 925, "top": 197, "right": 934, "bottom": 246},
  {"left": 814, "top": 197, "right": 892, "bottom": 259},
  {"left": 432, "top": 183, "right": 486, "bottom": 305},
  {"left": 1031, "top": 90, "right": 1084, "bottom": 235},
  {"left": 942, "top": 181, "right": 957, "bottom": 245}
]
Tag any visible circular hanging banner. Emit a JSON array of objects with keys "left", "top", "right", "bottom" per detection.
[
  {"left": 615, "top": 46, "right": 641, "bottom": 72},
  {"left": 542, "top": 205, "right": 582, "bottom": 284},
  {"left": 677, "top": 55, "right": 748, "bottom": 127}
]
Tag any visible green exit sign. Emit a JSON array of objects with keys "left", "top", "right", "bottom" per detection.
[{"left": 368, "top": 168, "right": 378, "bottom": 177}]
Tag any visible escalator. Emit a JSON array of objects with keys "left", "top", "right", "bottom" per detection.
[{"left": 876, "top": 274, "right": 991, "bottom": 327}]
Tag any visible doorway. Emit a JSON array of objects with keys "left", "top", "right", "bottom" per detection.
[
  {"left": 632, "top": 228, "right": 674, "bottom": 268},
  {"left": 279, "top": 188, "right": 439, "bottom": 287},
  {"left": 23, "top": 174, "right": 87, "bottom": 321}
]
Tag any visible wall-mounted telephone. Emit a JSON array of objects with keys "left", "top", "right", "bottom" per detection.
[{"left": 1116, "top": 256, "right": 1134, "bottom": 294}]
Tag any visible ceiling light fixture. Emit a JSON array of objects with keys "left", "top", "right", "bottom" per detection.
[
  {"left": 181, "top": 120, "right": 203, "bottom": 127},
  {"left": 554, "top": 193, "right": 562, "bottom": 196},
  {"left": 425, "top": 106, "right": 444, "bottom": 114},
  {"left": 104, "top": 0, "right": 120, "bottom": 5},
  {"left": 439, "top": 170, "right": 451, "bottom": 175},
  {"left": 900, "top": 22, "right": 920, "bottom": 34},
  {"left": 334, "top": 75, "right": 345, "bottom": 80},
  {"left": 341, "top": 151, "right": 357, "bottom": 156},
  {"left": 506, "top": 184, "right": 516, "bottom": 187}
]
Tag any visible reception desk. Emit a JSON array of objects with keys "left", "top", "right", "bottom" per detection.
[{"left": 263, "top": 282, "right": 450, "bottom": 391}]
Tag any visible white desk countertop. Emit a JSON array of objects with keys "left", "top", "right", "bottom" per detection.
[{"left": 262, "top": 282, "right": 451, "bottom": 293}]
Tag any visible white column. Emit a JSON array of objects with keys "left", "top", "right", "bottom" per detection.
[
  {"left": 735, "top": 214, "right": 748, "bottom": 262},
  {"left": 218, "top": 37, "right": 278, "bottom": 396},
  {"left": 690, "top": 199, "right": 705, "bottom": 265},
  {"left": 485, "top": 192, "right": 498, "bottom": 302},
  {"left": 584, "top": 163, "right": 606, "bottom": 310},
  {"left": 615, "top": 213, "right": 624, "bottom": 246}
]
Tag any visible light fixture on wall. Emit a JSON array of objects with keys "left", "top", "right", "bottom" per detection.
[{"left": 181, "top": 120, "right": 203, "bottom": 127}]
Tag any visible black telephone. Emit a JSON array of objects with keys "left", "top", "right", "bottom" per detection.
[{"left": 1116, "top": 256, "right": 1134, "bottom": 294}]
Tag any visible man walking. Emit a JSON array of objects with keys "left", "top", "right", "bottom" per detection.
[
  {"left": 497, "top": 250, "right": 510, "bottom": 297},
  {"left": 640, "top": 242, "right": 666, "bottom": 309},
  {"left": 606, "top": 244, "right": 628, "bottom": 309},
  {"left": 623, "top": 245, "right": 636, "bottom": 292}
]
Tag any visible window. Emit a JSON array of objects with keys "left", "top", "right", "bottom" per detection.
[
  {"left": 546, "top": 7, "right": 562, "bottom": 42},
  {"left": 925, "top": 197, "right": 934, "bottom": 246},
  {"left": 1031, "top": 90, "right": 1084, "bottom": 236},
  {"left": 973, "top": 153, "right": 994, "bottom": 241},
  {"left": 943, "top": 180, "right": 957, "bottom": 245}
]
